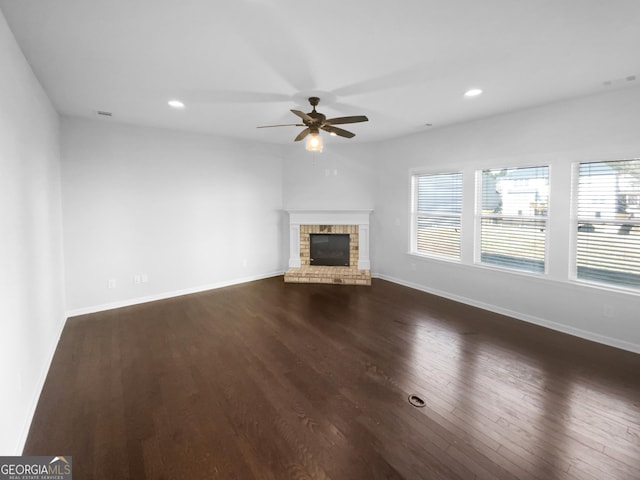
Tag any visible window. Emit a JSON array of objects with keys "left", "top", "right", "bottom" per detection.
[
  {"left": 477, "top": 166, "right": 549, "bottom": 273},
  {"left": 575, "top": 159, "right": 640, "bottom": 289},
  {"left": 412, "top": 172, "right": 462, "bottom": 260}
]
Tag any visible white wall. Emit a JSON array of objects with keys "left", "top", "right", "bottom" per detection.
[
  {"left": 62, "top": 117, "right": 284, "bottom": 313},
  {"left": 282, "top": 142, "right": 377, "bottom": 211},
  {"left": 0, "top": 11, "right": 66, "bottom": 454},
  {"left": 373, "top": 85, "right": 640, "bottom": 352}
]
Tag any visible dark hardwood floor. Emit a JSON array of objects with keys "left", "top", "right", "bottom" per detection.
[{"left": 25, "top": 277, "right": 640, "bottom": 479}]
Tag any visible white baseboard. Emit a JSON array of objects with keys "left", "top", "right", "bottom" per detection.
[
  {"left": 66, "top": 271, "right": 285, "bottom": 318},
  {"left": 15, "top": 313, "right": 68, "bottom": 455},
  {"left": 373, "top": 273, "right": 640, "bottom": 354}
]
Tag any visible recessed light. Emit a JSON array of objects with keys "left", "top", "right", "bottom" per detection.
[
  {"left": 464, "top": 88, "right": 483, "bottom": 98},
  {"left": 168, "top": 99, "right": 185, "bottom": 108}
]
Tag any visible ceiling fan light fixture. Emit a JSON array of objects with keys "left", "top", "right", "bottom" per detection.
[{"left": 305, "top": 132, "right": 323, "bottom": 152}]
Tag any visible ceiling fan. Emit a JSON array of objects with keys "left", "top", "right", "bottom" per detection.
[{"left": 257, "top": 97, "right": 368, "bottom": 151}]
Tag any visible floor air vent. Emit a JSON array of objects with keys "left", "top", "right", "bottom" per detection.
[{"left": 408, "top": 394, "right": 426, "bottom": 408}]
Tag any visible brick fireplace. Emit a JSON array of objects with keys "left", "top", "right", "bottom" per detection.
[{"left": 284, "top": 210, "right": 372, "bottom": 285}]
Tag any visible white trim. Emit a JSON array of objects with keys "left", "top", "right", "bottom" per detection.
[
  {"left": 408, "top": 251, "right": 462, "bottom": 265},
  {"left": 357, "top": 224, "right": 371, "bottom": 270},
  {"left": 65, "top": 271, "right": 284, "bottom": 317},
  {"left": 288, "top": 224, "right": 301, "bottom": 268},
  {"left": 473, "top": 169, "right": 483, "bottom": 263},
  {"left": 373, "top": 272, "right": 640, "bottom": 354},
  {"left": 409, "top": 174, "right": 417, "bottom": 253},
  {"left": 568, "top": 161, "right": 581, "bottom": 281},
  {"left": 287, "top": 209, "right": 372, "bottom": 226},
  {"left": 15, "top": 313, "right": 67, "bottom": 454}
]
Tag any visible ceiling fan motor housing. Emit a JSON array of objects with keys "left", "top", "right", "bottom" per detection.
[
  {"left": 305, "top": 97, "right": 326, "bottom": 125},
  {"left": 305, "top": 112, "right": 326, "bottom": 125}
]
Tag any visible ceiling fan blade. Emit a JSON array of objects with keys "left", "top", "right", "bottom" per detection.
[
  {"left": 324, "top": 115, "right": 369, "bottom": 125},
  {"left": 321, "top": 125, "right": 356, "bottom": 139},
  {"left": 183, "top": 90, "right": 291, "bottom": 104},
  {"left": 291, "top": 109, "right": 314, "bottom": 123},
  {"left": 257, "top": 123, "right": 305, "bottom": 128},
  {"left": 230, "top": 3, "right": 315, "bottom": 92},
  {"left": 294, "top": 128, "right": 310, "bottom": 142}
]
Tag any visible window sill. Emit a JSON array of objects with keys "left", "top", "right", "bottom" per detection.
[{"left": 408, "top": 251, "right": 461, "bottom": 265}]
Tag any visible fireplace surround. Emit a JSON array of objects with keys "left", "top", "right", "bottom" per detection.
[{"left": 284, "top": 210, "right": 371, "bottom": 285}]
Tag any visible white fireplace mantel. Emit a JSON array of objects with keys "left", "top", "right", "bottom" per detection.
[{"left": 286, "top": 210, "right": 372, "bottom": 270}]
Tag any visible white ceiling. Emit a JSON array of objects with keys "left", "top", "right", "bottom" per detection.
[{"left": 2, "top": 0, "right": 640, "bottom": 145}]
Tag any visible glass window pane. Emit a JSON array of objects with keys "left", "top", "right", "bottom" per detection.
[
  {"left": 417, "top": 216, "right": 461, "bottom": 259},
  {"left": 480, "top": 218, "right": 546, "bottom": 273},
  {"left": 417, "top": 173, "right": 462, "bottom": 213},
  {"left": 478, "top": 166, "right": 549, "bottom": 274},
  {"left": 578, "top": 160, "right": 640, "bottom": 220},
  {"left": 481, "top": 166, "right": 549, "bottom": 217},
  {"left": 576, "top": 159, "right": 640, "bottom": 289},
  {"left": 413, "top": 172, "right": 462, "bottom": 260}
]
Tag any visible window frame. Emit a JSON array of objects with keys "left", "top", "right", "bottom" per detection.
[
  {"left": 410, "top": 170, "right": 463, "bottom": 261},
  {"left": 571, "top": 158, "right": 640, "bottom": 291},
  {"left": 474, "top": 165, "right": 551, "bottom": 275}
]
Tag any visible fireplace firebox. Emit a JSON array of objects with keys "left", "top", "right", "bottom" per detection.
[{"left": 310, "top": 234, "right": 350, "bottom": 266}]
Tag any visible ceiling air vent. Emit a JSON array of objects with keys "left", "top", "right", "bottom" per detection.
[{"left": 95, "top": 110, "right": 112, "bottom": 117}]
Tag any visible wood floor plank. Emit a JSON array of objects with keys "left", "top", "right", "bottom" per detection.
[{"left": 23, "top": 277, "right": 640, "bottom": 479}]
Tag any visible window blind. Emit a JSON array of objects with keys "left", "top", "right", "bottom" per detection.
[
  {"left": 576, "top": 160, "right": 640, "bottom": 288},
  {"left": 413, "top": 172, "right": 462, "bottom": 260},
  {"left": 478, "top": 166, "right": 549, "bottom": 273}
]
